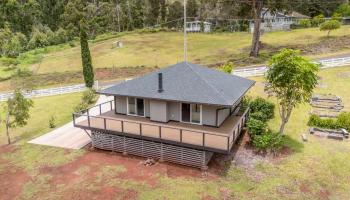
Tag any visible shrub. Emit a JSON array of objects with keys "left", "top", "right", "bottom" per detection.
[
  {"left": 250, "top": 97, "right": 275, "bottom": 122},
  {"left": 320, "top": 20, "right": 341, "bottom": 37},
  {"left": 82, "top": 89, "right": 98, "bottom": 104},
  {"left": 74, "top": 101, "right": 89, "bottom": 113},
  {"left": 252, "top": 131, "right": 284, "bottom": 153},
  {"left": 247, "top": 118, "right": 267, "bottom": 138},
  {"left": 299, "top": 19, "right": 311, "bottom": 28},
  {"left": 219, "top": 62, "right": 234, "bottom": 74},
  {"left": 49, "top": 115, "right": 57, "bottom": 128},
  {"left": 311, "top": 14, "right": 326, "bottom": 27},
  {"left": 307, "top": 114, "right": 341, "bottom": 130},
  {"left": 337, "top": 112, "right": 350, "bottom": 131},
  {"left": 27, "top": 29, "right": 49, "bottom": 49}
]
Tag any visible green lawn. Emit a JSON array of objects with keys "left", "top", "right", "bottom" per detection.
[
  {"left": 1, "top": 66, "right": 350, "bottom": 199},
  {"left": 24, "top": 26, "right": 350, "bottom": 74}
]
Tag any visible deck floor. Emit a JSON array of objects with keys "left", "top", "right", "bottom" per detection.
[{"left": 94, "top": 110, "right": 241, "bottom": 136}]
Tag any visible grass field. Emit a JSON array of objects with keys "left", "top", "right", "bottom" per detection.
[
  {"left": 1, "top": 65, "right": 350, "bottom": 199},
  {"left": 15, "top": 26, "right": 350, "bottom": 75}
]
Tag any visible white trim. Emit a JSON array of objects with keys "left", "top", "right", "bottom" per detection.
[
  {"left": 180, "top": 103, "right": 202, "bottom": 125},
  {"left": 127, "top": 97, "right": 145, "bottom": 117}
]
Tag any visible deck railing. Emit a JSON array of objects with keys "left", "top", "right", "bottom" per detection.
[{"left": 73, "top": 100, "right": 249, "bottom": 153}]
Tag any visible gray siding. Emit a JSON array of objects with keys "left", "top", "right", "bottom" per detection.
[
  {"left": 115, "top": 96, "right": 127, "bottom": 114},
  {"left": 145, "top": 99, "right": 150, "bottom": 117},
  {"left": 150, "top": 100, "right": 169, "bottom": 122},
  {"left": 217, "top": 108, "right": 230, "bottom": 126},
  {"left": 168, "top": 102, "right": 180, "bottom": 121},
  {"left": 202, "top": 105, "right": 217, "bottom": 126}
]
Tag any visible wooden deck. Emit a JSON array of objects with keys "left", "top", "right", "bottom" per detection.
[{"left": 74, "top": 108, "right": 248, "bottom": 153}]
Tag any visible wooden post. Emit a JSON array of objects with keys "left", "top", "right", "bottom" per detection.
[
  {"left": 99, "top": 104, "right": 102, "bottom": 115},
  {"left": 104, "top": 118, "right": 106, "bottom": 130},
  {"left": 88, "top": 116, "right": 91, "bottom": 127}
]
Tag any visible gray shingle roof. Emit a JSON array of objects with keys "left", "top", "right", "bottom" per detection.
[{"left": 99, "top": 62, "right": 255, "bottom": 106}]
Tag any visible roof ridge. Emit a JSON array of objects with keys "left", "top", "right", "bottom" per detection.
[{"left": 185, "top": 62, "right": 229, "bottom": 105}]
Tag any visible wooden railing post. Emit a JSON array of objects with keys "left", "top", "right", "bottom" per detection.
[
  {"left": 180, "top": 130, "right": 183, "bottom": 142},
  {"left": 203, "top": 133, "right": 205, "bottom": 147},
  {"left": 72, "top": 114, "right": 75, "bottom": 126},
  {"left": 87, "top": 109, "right": 89, "bottom": 116},
  {"left": 121, "top": 121, "right": 124, "bottom": 132},
  {"left": 99, "top": 104, "right": 102, "bottom": 115},
  {"left": 104, "top": 118, "right": 106, "bottom": 130},
  {"left": 110, "top": 101, "right": 112, "bottom": 111},
  {"left": 227, "top": 136, "right": 230, "bottom": 152},
  {"left": 88, "top": 115, "right": 91, "bottom": 127},
  {"left": 139, "top": 124, "right": 142, "bottom": 136}
]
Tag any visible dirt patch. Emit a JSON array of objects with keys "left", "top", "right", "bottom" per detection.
[
  {"left": 261, "top": 35, "right": 350, "bottom": 56},
  {"left": 318, "top": 189, "right": 330, "bottom": 200},
  {"left": 63, "top": 186, "right": 138, "bottom": 200},
  {"left": 0, "top": 146, "right": 30, "bottom": 200}
]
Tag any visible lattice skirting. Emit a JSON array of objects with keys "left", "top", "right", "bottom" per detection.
[{"left": 91, "top": 131, "right": 213, "bottom": 169}]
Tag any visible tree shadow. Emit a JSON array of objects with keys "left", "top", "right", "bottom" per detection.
[{"left": 282, "top": 135, "right": 305, "bottom": 153}]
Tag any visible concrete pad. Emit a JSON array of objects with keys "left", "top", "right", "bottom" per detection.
[{"left": 28, "top": 95, "right": 113, "bottom": 149}]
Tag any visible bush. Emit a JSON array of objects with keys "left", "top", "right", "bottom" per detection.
[
  {"left": 49, "top": 115, "right": 57, "bottom": 128},
  {"left": 311, "top": 14, "right": 326, "bottom": 27},
  {"left": 320, "top": 20, "right": 341, "bottom": 37},
  {"left": 307, "top": 114, "right": 341, "bottom": 130},
  {"left": 247, "top": 118, "right": 267, "bottom": 138},
  {"left": 82, "top": 89, "right": 98, "bottom": 104},
  {"left": 27, "top": 29, "right": 49, "bottom": 49},
  {"left": 299, "top": 19, "right": 311, "bottom": 28},
  {"left": 250, "top": 97, "right": 275, "bottom": 122},
  {"left": 252, "top": 131, "right": 284, "bottom": 153},
  {"left": 74, "top": 89, "right": 98, "bottom": 112},
  {"left": 219, "top": 62, "right": 234, "bottom": 74},
  {"left": 337, "top": 112, "right": 350, "bottom": 131}
]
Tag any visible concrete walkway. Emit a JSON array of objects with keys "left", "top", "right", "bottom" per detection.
[{"left": 28, "top": 95, "right": 113, "bottom": 149}]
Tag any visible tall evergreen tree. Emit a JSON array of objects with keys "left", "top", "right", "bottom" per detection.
[{"left": 79, "top": 19, "right": 94, "bottom": 88}]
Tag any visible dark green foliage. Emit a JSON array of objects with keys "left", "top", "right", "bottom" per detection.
[
  {"left": 247, "top": 118, "right": 267, "bottom": 138},
  {"left": 252, "top": 131, "right": 284, "bottom": 153},
  {"left": 80, "top": 20, "right": 94, "bottom": 88},
  {"left": 250, "top": 97, "right": 275, "bottom": 122},
  {"left": 337, "top": 112, "right": 350, "bottom": 132},
  {"left": 308, "top": 112, "right": 350, "bottom": 131},
  {"left": 311, "top": 14, "right": 326, "bottom": 27},
  {"left": 307, "top": 114, "right": 341, "bottom": 130}
]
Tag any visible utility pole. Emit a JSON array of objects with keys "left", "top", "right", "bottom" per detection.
[{"left": 184, "top": 0, "right": 188, "bottom": 62}]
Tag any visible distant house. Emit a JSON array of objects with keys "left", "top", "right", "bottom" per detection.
[
  {"left": 73, "top": 62, "right": 255, "bottom": 169},
  {"left": 186, "top": 21, "right": 212, "bottom": 33},
  {"left": 249, "top": 8, "right": 309, "bottom": 33}
]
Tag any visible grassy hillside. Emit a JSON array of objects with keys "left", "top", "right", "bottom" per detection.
[
  {"left": 0, "top": 26, "right": 350, "bottom": 92},
  {"left": 26, "top": 26, "right": 350, "bottom": 74}
]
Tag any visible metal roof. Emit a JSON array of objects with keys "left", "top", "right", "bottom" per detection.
[{"left": 99, "top": 62, "right": 255, "bottom": 106}]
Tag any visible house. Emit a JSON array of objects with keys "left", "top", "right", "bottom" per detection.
[
  {"left": 73, "top": 62, "right": 255, "bottom": 169},
  {"left": 186, "top": 21, "right": 212, "bottom": 33},
  {"left": 249, "top": 8, "right": 309, "bottom": 33}
]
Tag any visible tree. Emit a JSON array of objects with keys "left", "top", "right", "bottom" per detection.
[
  {"left": 187, "top": 0, "right": 198, "bottom": 18},
  {"left": 248, "top": 0, "right": 290, "bottom": 57},
  {"left": 335, "top": 3, "right": 350, "bottom": 17},
  {"left": 265, "top": 49, "right": 319, "bottom": 134},
  {"left": 80, "top": 19, "right": 94, "bottom": 88},
  {"left": 4, "top": 90, "right": 33, "bottom": 144},
  {"left": 160, "top": 0, "right": 167, "bottom": 23},
  {"left": 320, "top": 20, "right": 341, "bottom": 37}
]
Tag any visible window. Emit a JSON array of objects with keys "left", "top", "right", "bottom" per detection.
[
  {"left": 181, "top": 103, "right": 202, "bottom": 124},
  {"left": 127, "top": 97, "right": 144, "bottom": 116}
]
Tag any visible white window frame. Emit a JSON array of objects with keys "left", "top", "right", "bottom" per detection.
[
  {"left": 180, "top": 103, "right": 202, "bottom": 125},
  {"left": 126, "top": 97, "right": 145, "bottom": 117}
]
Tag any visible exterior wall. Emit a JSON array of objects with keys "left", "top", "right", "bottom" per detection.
[
  {"left": 115, "top": 96, "right": 127, "bottom": 114},
  {"left": 145, "top": 99, "right": 150, "bottom": 117},
  {"left": 168, "top": 101, "right": 180, "bottom": 121},
  {"left": 217, "top": 108, "right": 230, "bottom": 126},
  {"left": 202, "top": 105, "right": 217, "bottom": 126},
  {"left": 115, "top": 96, "right": 239, "bottom": 127},
  {"left": 150, "top": 100, "right": 169, "bottom": 122}
]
